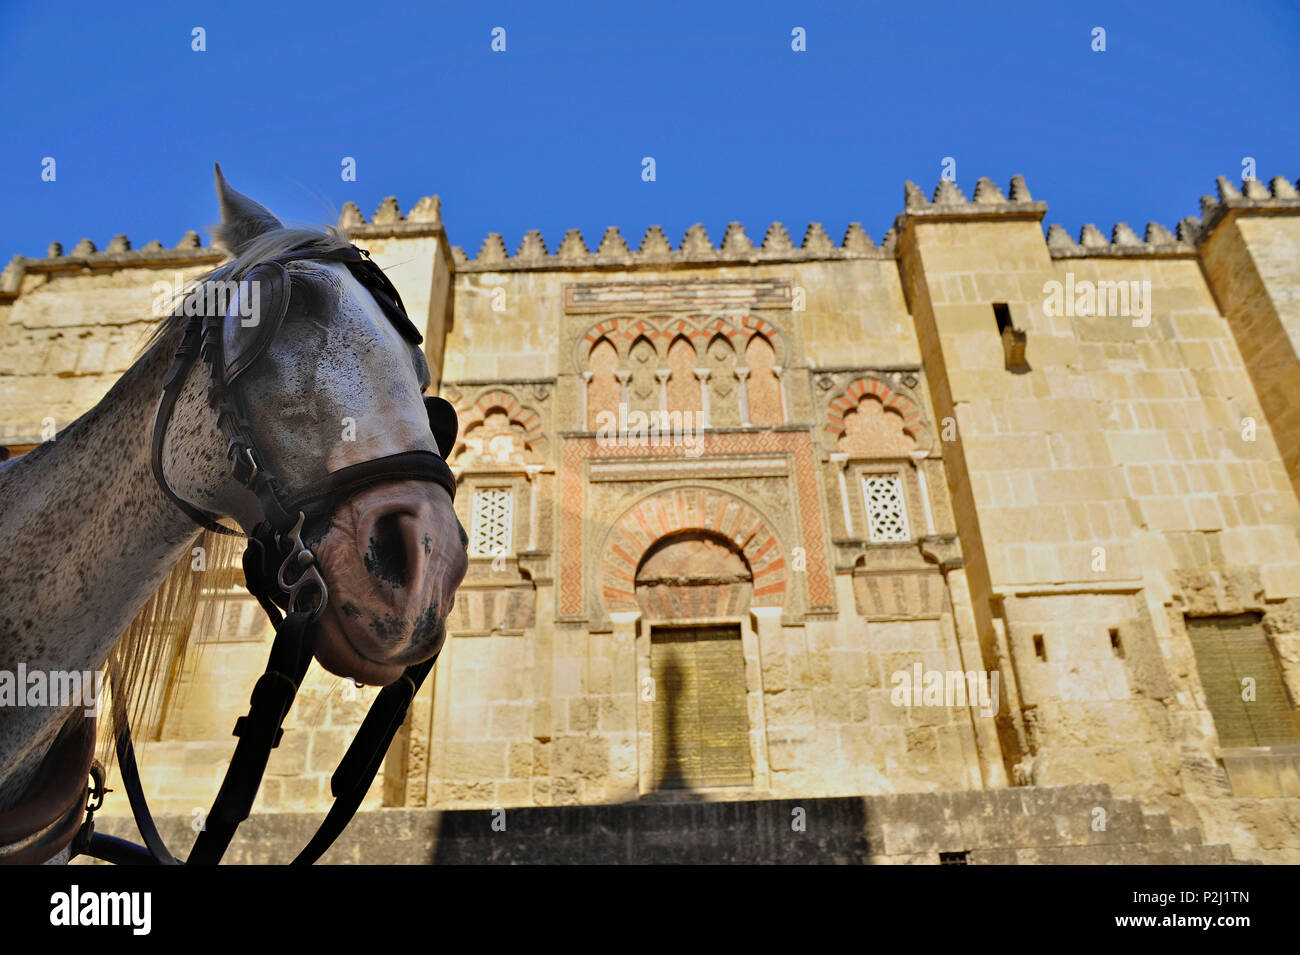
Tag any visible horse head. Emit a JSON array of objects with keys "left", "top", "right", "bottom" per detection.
[{"left": 156, "top": 167, "right": 468, "bottom": 686}]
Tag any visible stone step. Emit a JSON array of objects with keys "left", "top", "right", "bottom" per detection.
[
  {"left": 76, "top": 783, "right": 1240, "bottom": 865},
  {"left": 1140, "top": 811, "right": 1174, "bottom": 840}
]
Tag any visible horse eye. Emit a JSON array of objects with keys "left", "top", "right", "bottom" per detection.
[{"left": 287, "top": 275, "right": 330, "bottom": 323}]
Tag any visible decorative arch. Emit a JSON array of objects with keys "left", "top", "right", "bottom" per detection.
[
  {"left": 453, "top": 388, "right": 547, "bottom": 465},
  {"left": 586, "top": 337, "right": 620, "bottom": 429},
  {"left": 599, "top": 485, "right": 786, "bottom": 614},
  {"left": 626, "top": 334, "right": 659, "bottom": 414},
  {"left": 744, "top": 333, "right": 781, "bottom": 426},
  {"left": 574, "top": 313, "right": 791, "bottom": 373},
  {"left": 635, "top": 531, "right": 753, "bottom": 620},
  {"left": 826, "top": 376, "right": 929, "bottom": 453},
  {"left": 665, "top": 335, "right": 700, "bottom": 413}
]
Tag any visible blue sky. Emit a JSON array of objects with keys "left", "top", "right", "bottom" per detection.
[{"left": 2, "top": 0, "right": 1297, "bottom": 261}]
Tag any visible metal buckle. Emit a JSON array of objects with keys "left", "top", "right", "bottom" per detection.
[
  {"left": 85, "top": 761, "right": 110, "bottom": 815},
  {"left": 276, "top": 511, "right": 328, "bottom": 621},
  {"left": 227, "top": 442, "right": 260, "bottom": 485}
]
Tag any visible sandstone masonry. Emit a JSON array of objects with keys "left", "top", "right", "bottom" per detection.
[{"left": 4, "top": 174, "right": 1299, "bottom": 863}]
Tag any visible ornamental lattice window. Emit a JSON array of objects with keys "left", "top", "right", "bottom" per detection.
[
  {"left": 862, "top": 474, "right": 910, "bottom": 542},
  {"left": 469, "top": 487, "right": 514, "bottom": 557}
]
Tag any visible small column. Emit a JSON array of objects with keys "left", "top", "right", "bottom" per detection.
[
  {"left": 654, "top": 369, "right": 671, "bottom": 432},
  {"left": 525, "top": 464, "right": 545, "bottom": 549},
  {"left": 772, "top": 364, "right": 788, "bottom": 423},
  {"left": 747, "top": 606, "right": 782, "bottom": 789},
  {"left": 614, "top": 370, "right": 631, "bottom": 410},
  {"left": 910, "top": 450, "right": 935, "bottom": 535},
  {"left": 694, "top": 368, "right": 711, "bottom": 428},
  {"left": 735, "top": 367, "right": 751, "bottom": 426},
  {"left": 581, "top": 371, "right": 593, "bottom": 428},
  {"left": 830, "top": 452, "right": 853, "bottom": 536}
]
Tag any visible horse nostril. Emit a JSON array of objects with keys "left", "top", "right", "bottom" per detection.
[{"left": 364, "top": 511, "right": 410, "bottom": 588}]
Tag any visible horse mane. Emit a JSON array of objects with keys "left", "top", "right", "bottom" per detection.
[
  {"left": 102, "top": 527, "right": 244, "bottom": 764},
  {"left": 105, "top": 223, "right": 354, "bottom": 766}
]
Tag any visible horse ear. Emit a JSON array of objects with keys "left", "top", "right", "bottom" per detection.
[
  {"left": 424, "top": 396, "right": 458, "bottom": 459},
  {"left": 212, "top": 163, "right": 284, "bottom": 256}
]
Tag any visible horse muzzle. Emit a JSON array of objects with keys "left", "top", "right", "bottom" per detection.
[{"left": 309, "top": 480, "right": 467, "bottom": 685}]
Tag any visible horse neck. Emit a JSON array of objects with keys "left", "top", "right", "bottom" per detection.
[{"left": 0, "top": 329, "right": 202, "bottom": 802}]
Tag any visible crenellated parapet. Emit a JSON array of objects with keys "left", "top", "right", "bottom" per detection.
[
  {"left": 1044, "top": 174, "right": 1300, "bottom": 258},
  {"left": 895, "top": 176, "right": 1047, "bottom": 234},
  {"left": 0, "top": 230, "right": 219, "bottom": 301},
  {"left": 337, "top": 194, "right": 444, "bottom": 237},
  {"left": 6, "top": 174, "right": 1298, "bottom": 300},
  {"left": 451, "top": 220, "right": 895, "bottom": 272},
  {"left": 1194, "top": 174, "right": 1300, "bottom": 239},
  {"left": 1044, "top": 220, "right": 1198, "bottom": 258}
]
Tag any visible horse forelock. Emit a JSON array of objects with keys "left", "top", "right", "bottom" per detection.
[{"left": 138, "top": 225, "right": 356, "bottom": 361}]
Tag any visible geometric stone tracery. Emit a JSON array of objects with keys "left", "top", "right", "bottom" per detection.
[
  {"left": 862, "top": 473, "right": 910, "bottom": 542},
  {"left": 452, "top": 388, "right": 547, "bottom": 467},
  {"left": 468, "top": 487, "right": 514, "bottom": 557}
]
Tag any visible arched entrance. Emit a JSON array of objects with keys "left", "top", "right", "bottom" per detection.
[
  {"left": 599, "top": 485, "right": 783, "bottom": 794},
  {"left": 633, "top": 531, "right": 754, "bottom": 790}
]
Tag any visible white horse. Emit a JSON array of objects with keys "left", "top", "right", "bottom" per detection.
[{"left": 0, "top": 168, "right": 468, "bottom": 862}]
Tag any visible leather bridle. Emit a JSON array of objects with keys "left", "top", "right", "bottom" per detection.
[{"left": 64, "top": 243, "right": 460, "bottom": 865}]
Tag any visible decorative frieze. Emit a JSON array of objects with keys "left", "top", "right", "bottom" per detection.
[{"left": 564, "top": 279, "right": 792, "bottom": 314}]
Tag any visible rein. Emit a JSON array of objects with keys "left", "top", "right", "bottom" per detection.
[{"left": 22, "top": 243, "right": 459, "bottom": 866}]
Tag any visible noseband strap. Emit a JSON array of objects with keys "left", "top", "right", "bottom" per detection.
[
  {"left": 72, "top": 243, "right": 460, "bottom": 867},
  {"left": 282, "top": 450, "right": 458, "bottom": 523}
]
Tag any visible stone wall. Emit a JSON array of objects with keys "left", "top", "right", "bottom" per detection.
[{"left": 7, "top": 176, "right": 1300, "bottom": 864}]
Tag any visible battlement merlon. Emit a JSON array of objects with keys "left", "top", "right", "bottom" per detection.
[{"left": 4, "top": 175, "right": 1300, "bottom": 298}]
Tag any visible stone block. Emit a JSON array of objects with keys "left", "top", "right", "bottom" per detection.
[
  {"left": 765, "top": 688, "right": 815, "bottom": 727},
  {"left": 443, "top": 741, "right": 509, "bottom": 780},
  {"left": 507, "top": 742, "right": 533, "bottom": 778},
  {"left": 307, "top": 729, "right": 348, "bottom": 774},
  {"left": 491, "top": 702, "right": 530, "bottom": 739},
  {"left": 552, "top": 737, "right": 610, "bottom": 779},
  {"left": 1262, "top": 563, "right": 1300, "bottom": 599},
  {"left": 812, "top": 687, "right": 852, "bottom": 724}
]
